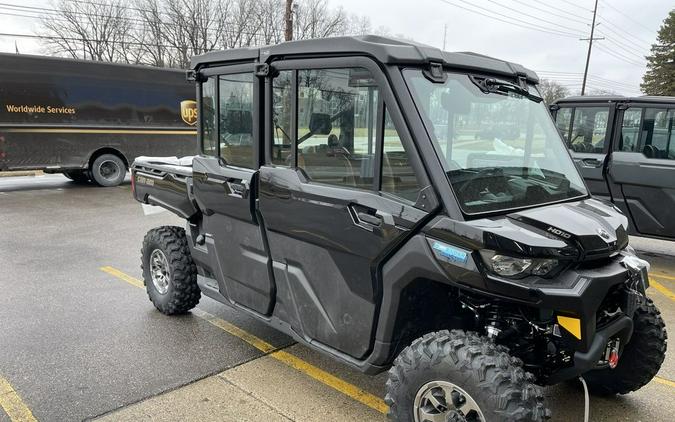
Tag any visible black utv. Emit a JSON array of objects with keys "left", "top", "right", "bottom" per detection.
[{"left": 130, "top": 36, "right": 667, "bottom": 421}]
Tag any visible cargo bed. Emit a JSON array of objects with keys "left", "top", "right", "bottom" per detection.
[{"left": 131, "top": 156, "right": 199, "bottom": 219}]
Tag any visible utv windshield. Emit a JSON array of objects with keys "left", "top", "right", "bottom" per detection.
[{"left": 404, "top": 70, "right": 588, "bottom": 215}]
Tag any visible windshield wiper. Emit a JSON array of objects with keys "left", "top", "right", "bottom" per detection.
[{"left": 473, "top": 77, "right": 543, "bottom": 103}]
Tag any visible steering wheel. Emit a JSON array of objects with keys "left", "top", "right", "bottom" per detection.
[{"left": 457, "top": 168, "right": 509, "bottom": 200}]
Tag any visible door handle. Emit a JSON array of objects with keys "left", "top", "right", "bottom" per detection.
[
  {"left": 357, "top": 212, "right": 382, "bottom": 226},
  {"left": 581, "top": 158, "right": 603, "bottom": 168},
  {"left": 226, "top": 180, "right": 248, "bottom": 198}
]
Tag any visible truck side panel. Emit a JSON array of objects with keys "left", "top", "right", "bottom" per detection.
[{"left": 0, "top": 53, "right": 198, "bottom": 171}]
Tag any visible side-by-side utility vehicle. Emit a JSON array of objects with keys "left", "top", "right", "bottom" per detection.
[{"left": 130, "top": 36, "right": 667, "bottom": 421}]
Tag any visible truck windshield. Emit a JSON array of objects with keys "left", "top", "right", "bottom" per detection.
[{"left": 404, "top": 69, "right": 588, "bottom": 215}]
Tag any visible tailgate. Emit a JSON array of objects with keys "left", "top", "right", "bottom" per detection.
[{"left": 131, "top": 157, "right": 198, "bottom": 219}]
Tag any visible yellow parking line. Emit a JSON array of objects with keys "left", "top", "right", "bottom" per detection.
[
  {"left": 654, "top": 376, "right": 675, "bottom": 388},
  {"left": 270, "top": 349, "right": 388, "bottom": 413},
  {"left": 100, "top": 266, "right": 144, "bottom": 289},
  {"left": 649, "top": 277, "right": 675, "bottom": 302},
  {"left": 100, "top": 267, "right": 388, "bottom": 414},
  {"left": 650, "top": 271, "right": 675, "bottom": 282},
  {"left": 0, "top": 376, "right": 37, "bottom": 422}
]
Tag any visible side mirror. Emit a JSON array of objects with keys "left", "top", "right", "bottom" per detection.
[{"left": 309, "top": 113, "right": 332, "bottom": 135}]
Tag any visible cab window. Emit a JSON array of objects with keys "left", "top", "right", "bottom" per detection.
[
  {"left": 201, "top": 77, "right": 217, "bottom": 155},
  {"left": 640, "top": 108, "right": 674, "bottom": 159},
  {"left": 554, "top": 107, "right": 573, "bottom": 143},
  {"left": 218, "top": 73, "right": 255, "bottom": 168},
  {"left": 295, "top": 67, "right": 378, "bottom": 190},
  {"left": 272, "top": 70, "right": 293, "bottom": 166},
  {"left": 620, "top": 108, "right": 643, "bottom": 152},
  {"left": 381, "top": 109, "right": 423, "bottom": 202},
  {"left": 568, "top": 107, "right": 609, "bottom": 153}
]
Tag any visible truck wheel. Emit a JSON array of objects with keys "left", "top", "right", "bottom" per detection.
[
  {"left": 141, "top": 226, "right": 200, "bottom": 315},
  {"left": 63, "top": 170, "right": 90, "bottom": 183},
  {"left": 385, "top": 330, "right": 550, "bottom": 422},
  {"left": 91, "top": 154, "right": 126, "bottom": 187},
  {"left": 583, "top": 297, "right": 667, "bottom": 395}
]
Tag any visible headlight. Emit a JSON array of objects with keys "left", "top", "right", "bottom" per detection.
[{"left": 480, "top": 250, "right": 558, "bottom": 277}]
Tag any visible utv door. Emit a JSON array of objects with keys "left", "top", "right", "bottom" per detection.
[
  {"left": 192, "top": 68, "right": 275, "bottom": 315},
  {"left": 607, "top": 105, "right": 675, "bottom": 239},
  {"left": 553, "top": 104, "right": 613, "bottom": 201},
  {"left": 258, "top": 60, "right": 436, "bottom": 359}
]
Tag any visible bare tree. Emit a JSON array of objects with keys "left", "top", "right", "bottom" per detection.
[
  {"left": 294, "top": 0, "right": 348, "bottom": 40},
  {"left": 37, "top": 0, "right": 391, "bottom": 68},
  {"left": 346, "top": 14, "right": 372, "bottom": 36},
  {"left": 256, "top": 0, "right": 286, "bottom": 45},
  {"left": 40, "top": 0, "right": 134, "bottom": 62},
  {"left": 131, "top": 0, "right": 170, "bottom": 67},
  {"left": 538, "top": 79, "right": 570, "bottom": 104},
  {"left": 161, "top": 0, "right": 229, "bottom": 68}
]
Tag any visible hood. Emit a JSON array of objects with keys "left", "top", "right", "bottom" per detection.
[{"left": 426, "top": 199, "right": 629, "bottom": 261}]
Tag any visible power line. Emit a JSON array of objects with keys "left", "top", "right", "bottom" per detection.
[
  {"left": 597, "top": 16, "right": 653, "bottom": 49},
  {"left": 537, "top": 73, "right": 638, "bottom": 90},
  {"left": 558, "top": 0, "right": 593, "bottom": 13},
  {"left": 0, "top": 31, "right": 185, "bottom": 50},
  {"left": 483, "top": 0, "right": 588, "bottom": 34},
  {"left": 536, "top": 1, "right": 592, "bottom": 20},
  {"left": 509, "top": 0, "right": 590, "bottom": 26},
  {"left": 437, "top": 0, "right": 584, "bottom": 38},
  {"left": 600, "top": 0, "right": 656, "bottom": 34},
  {"left": 596, "top": 32, "right": 647, "bottom": 60},
  {"left": 0, "top": 3, "right": 262, "bottom": 38},
  {"left": 595, "top": 44, "right": 645, "bottom": 67}
]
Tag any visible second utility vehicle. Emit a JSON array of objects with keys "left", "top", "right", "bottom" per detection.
[{"left": 130, "top": 36, "right": 667, "bottom": 421}]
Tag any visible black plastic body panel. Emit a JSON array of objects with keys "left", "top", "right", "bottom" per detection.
[{"left": 131, "top": 158, "right": 198, "bottom": 219}]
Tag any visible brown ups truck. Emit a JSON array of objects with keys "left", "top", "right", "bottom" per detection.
[{"left": 0, "top": 53, "right": 197, "bottom": 186}]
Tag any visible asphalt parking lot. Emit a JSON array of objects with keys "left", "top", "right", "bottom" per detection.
[{"left": 1, "top": 173, "right": 674, "bottom": 422}]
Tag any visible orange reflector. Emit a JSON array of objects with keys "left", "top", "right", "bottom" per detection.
[{"left": 557, "top": 315, "right": 582, "bottom": 340}]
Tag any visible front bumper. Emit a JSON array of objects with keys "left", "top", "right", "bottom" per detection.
[
  {"left": 480, "top": 252, "right": 649, "bottom": 383},
  {"left": 546, "top": 315, "right": 633, "bottom": 384}
]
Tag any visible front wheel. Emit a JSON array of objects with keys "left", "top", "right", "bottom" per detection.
[
  {"left": 583, "top": 297, "right": 667, "bottom": 395},
  {"left": 385, "top": 330, "right": 550, "bottom": 422},
  {"left": 91, "top": 154, "right": 126, "bottom": 187},
  {"left": 141, "top": 226, "right": 201, "bottom": 315}
]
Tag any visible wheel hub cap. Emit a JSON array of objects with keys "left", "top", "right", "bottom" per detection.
[
  {"left": 414, "top": 381, "right": 485, "bottom": 422},
  {"left": 99, "top": 160, "right": 121, "bottom": 181},
  {"left": 150, "top": 249, "right": 170, "bottom": 295}
]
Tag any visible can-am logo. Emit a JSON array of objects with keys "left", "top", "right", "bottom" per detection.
[
  {"left": 547, "top": 226, "right": 572, "bottom": 239},
  {"left": 180, "top": 100, "right": 198, "bottom": 126}
]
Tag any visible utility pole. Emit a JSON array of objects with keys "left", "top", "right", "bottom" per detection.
[
  {"left": 580, "top": 0, "right": 604, "bottom": 95},
  {"left": 285, "top": 0, "right": 294, "bottom": 42},
  {"left": 443, "top": 24, "right": 447, "bottom": 50}
]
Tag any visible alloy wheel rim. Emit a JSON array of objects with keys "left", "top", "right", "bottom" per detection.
[
  {"left": 413, "top": 380, "right": 485, "bottom": 422},
  {"left": 149, "top": 249, "right": 171, "bottom": 295},
  {"left": 99, "top": 160, "right": 121, "bottom": 181}
]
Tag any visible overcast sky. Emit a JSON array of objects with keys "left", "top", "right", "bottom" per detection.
[{"left": 1, "top": 0, "right": 672, "bottom": 95}]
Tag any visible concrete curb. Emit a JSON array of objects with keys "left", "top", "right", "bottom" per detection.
[{"left": 0, "top": 170, "right": 44, "bottom": 177}]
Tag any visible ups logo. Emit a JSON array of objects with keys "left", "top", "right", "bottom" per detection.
[{"left": 180, "top": 100, "right": 198, "bottom": 126}]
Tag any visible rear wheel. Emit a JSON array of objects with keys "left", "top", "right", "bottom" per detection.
[
  {"left": 141, "top": 226, "right": 200, "bottom": 315},
  {"left": 583, "top": 298, "right": 667, "bottom": 395},
  {"left": 91, "top": 154, "right": 126, "bottom": 187},
  {"left": 385, "top": 330, "right": 550, "bottom": 422}
]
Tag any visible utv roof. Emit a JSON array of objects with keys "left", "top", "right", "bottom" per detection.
[
  {"left": 553, "top": 95, "right": 675, "bottom": 104},
  {"left": 191, "top": 35, "right": 539, "bottom": 83}
]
